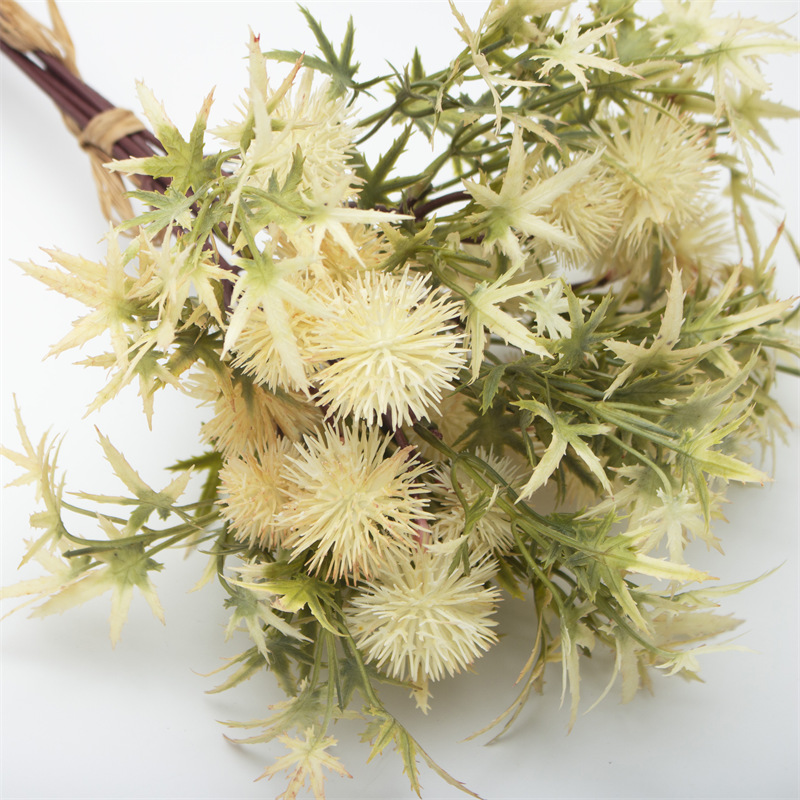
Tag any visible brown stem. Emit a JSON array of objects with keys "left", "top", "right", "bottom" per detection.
[
  {"left": 393, "top": 426, "right": 411, "bottom": 449},
  {"left": 412, "top": 190, "right": 471, "bottom": 220}
]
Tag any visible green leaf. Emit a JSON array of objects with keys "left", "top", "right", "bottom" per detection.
[
  {"left": 167, "top": 451, "right": 222, "bottom": 518},
  {"left": 494, "top": 556, "right": 526, "bottom": 600},
  {"left": 262, "top": 575, "right": 341, "bottom": 635},
  {"left": 677, "top": 417, "right": 768, "bottom": 485},
  {"left": 356, "top": 125, "right": 413, "bottom": 208},
  {"left": 266, "top": 7, "right": 360, "bottom": 97},
  {"left": 231, "top": 147, "right": 307, "bottom": 236},
  {"left": 513, "top": 399, "right": 612, "bottom": 498},
  {"left": 411, "top": 47, "right": 425, "bottom": 82},
  {"left": 222, "top": 683, "right": 327, "bottom": 745},
  {"left": 480, "top": 362, "right": 507, "bottom": 412},
  {"left": 552, "top": 287, "right": 616, "bottom": 372},
  {"left": 457, "top": 400, "right": 524, "bottom": 453},
  {"left": 120, "top": 187, "right": 195, "bottom": 234},
  {"left": 81, "top": 430, "right": 193, "bottom": 533},
  {"left": 364, "top": 710, "right": 422, "bottom": 795},
  {"left": 165, "top": 328, "right": 225, "bottom": 381},
  {"left": 110, "top": 85, "right": 217, "bottom": 195},
  {"left": 167, "top": 451, "right": 222, "bottom": 472},
  {"left": 378, "top": 218, "right": 436, "bottom": 271},
  {"left": 364, "top": 708, "right": 483, "bottom": 798},
  {"left": 204, "top": 646, "right": 268, "bottom": 694},
  {"left": 263, "top": 49, "right": 332, "bottom": 76}
]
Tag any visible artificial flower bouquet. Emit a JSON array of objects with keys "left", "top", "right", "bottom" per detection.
[{"left": 1, "top": 0, "right": 798, "bottom": 797}]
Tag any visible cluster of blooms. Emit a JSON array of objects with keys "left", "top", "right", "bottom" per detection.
[{"left": 2, "top": 0, "right": 798, "bottom": 797}]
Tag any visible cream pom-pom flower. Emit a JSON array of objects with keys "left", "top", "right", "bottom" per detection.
[
  {"left": 346, "top": 550, "right": 500, "bottom": 710},
  {"left": 218, "top": 438, "right": 294, "bottom": 549},
  {"left": 278, "top": 423, "right": 431, "bottom": 581},
  {"left": 597, "top": 103, "right": 713, "bottom": 255},
  {"left": 229, "top": 280, "right": 324, "bottom": 394},
  {"left": 310, "top": 268, "right": 466, "bottom": 427},
  {"left": 430, "top": 448, "right": 529, "bottom": 557},
  {"left": 188, "top": 366, "right": 322, "bottom": 458}
]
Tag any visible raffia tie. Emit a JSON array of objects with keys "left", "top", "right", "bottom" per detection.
[
  {"left": 75, "top": 108, "right": 148, "bottom": 227},
  {"left": 73, "top": 108, "right": 146, "bottom": 226},
  {"left": 79, "top": 107, "right": 146, "bottom": 157}
]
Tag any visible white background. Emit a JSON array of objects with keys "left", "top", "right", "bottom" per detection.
[{"left": 1, "top": 2, "right": 798, "bottom": 799}]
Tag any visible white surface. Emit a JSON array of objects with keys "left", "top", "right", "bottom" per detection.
[{"left": 1, "top": 3, "right": 798, "bottom": 799}]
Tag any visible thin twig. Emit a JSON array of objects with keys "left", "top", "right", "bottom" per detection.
[{"left": 412, "top": 190, "right": 471, "bottom": 220}]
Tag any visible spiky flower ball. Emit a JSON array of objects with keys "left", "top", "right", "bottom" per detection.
[
  {"left": 219, "top": 439, "right": 294, "bottom": 549},
  {"left": 310, "top": 268, "right": 466, "bottom": 426},
  {"left": 278, "top": 424, "right": 431, "bottom": 581},
  {"left": 537, "top": 152, "right": 624, "bottom": 268},
  {"left": 190, "top": 367, "right": 322, "bottom": 457},
  {"left": 346, "top": 550, "right": 500, "bottom": 706},
  {"left": 599, "top": 103, "right": 713, "bottom": 256},
  {"left": 215, "top": 37, "right": 356, "bottom": 195},
  {"left": 430, "top": 449, "right": 529, "bottom": 556},
  {"left": 230, "top": 291, "right": 322, "bottom": 393}
]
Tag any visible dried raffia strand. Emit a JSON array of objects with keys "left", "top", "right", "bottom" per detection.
[
  {"left": 0, "top": 0, "right": 75, "bottom": 71},
  {"left": 78, "top": 108, "right": 147, "bottom": 226},
  {"left": 78, "top": 106, "right": 145, "bottom": 154}
]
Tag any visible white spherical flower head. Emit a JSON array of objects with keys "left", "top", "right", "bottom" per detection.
[
  {"left": 598, "top": 104, "right": 713, "bottom": 256},
  {"left": 219, "top": 439, "right": 294, "bottom": 550},
  {"left": 279, "top": 424, "right": 431, "bottom": 581},
  {"left": 311, "top": 268, "right": 466, "bottom": 426},
  {"left": 346, "top": 551, "right": 500, "bottom": 689},
  {"left": 431, "top": 448, "right": 529, "bottom": 556},
  {"left": 190, "top": 367, "right": 321, "bottom": 458}
]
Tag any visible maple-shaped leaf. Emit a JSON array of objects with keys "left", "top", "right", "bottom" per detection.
[
  {"left": 158, "top": 329, "right": 223, "bottom": 386},
  {"left": 221, "top": 684, "right": 328, "bottom": 745},
  {"left": 223, "top": 582, "right": 310, "bottom": 657},
  {"left": 204, "top": 646, "right": 269, "bottom": 695},
  {"left": 1, "top": 403, "right": 72, "bottom": 565},
  {"left": 260, "top": 575, "right": 340, "bottom": 635},
  {"left": 222, "top": 229, "right": 325, "bottom": 389},
  {"left": 377, "top": 218, "right": 435, "bottom": 271},
  {"left": 266, "top": 6, "right": 360, "bottom": 97},
  {"left": 256, "top": 727, "right": 352, "bottom": 794},
  {"left": 682, "top": 265, "right": 795, "bottom": 344},
  {"left": 603, "top": 268, "right": 721, "bottom": 398},
  {"left": 231, "top": 147, "right": 307, "bottom": 245},
  {"left": 15, "top": 233, "right": 148, "bottom": 369},
  {"left": 536, "top": 19, "right": 640, "bottom": 91},
  {"left": 558, "top": 601, "right": 596, "bottom": 729},
  {"left": 1, "top": 398, "right": 56, "bottom": 496},
  {"left": 108, "top": 83, "right": 217, "bottom": 194},
  {"left": 462, "top": 266, "right": 552, "bottom": 379},
  {"left": 363, "top": 707, "right": 482, "bottom": 799},
  {"left": 678, "top": 415, "right": 768, "bottom": 487},
  {"left": 514, "top": 399, "right": 612, "bottom": 499},
  {"left": 462, "top": 127, "right": 589, "bottom": 265},
  {"left": 120, "top": 186, "right": 195, "bottom": 234},
  {"left": 456, "top": 399, "right": 523, "bottom": 453},
  {"left": 660, "top": 354, "right": 757, "bottom": 433},
  {"left": 29, "top": 521, "right": 165, "bottom": 647},
  {"left": 72, "top": 431, "right": 192, "bottom": 534},
  {"left": 551, "top": 287, "right": 616, "bottom": 372}
]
